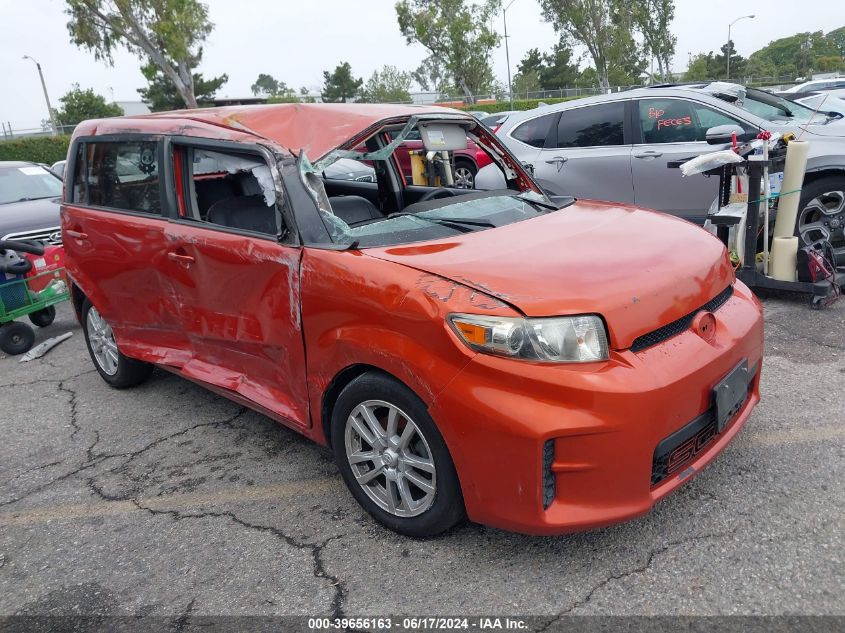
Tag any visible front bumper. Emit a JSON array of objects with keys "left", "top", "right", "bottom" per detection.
[{"left": 430, "top": 281, "right": 764, "bottom": 535}]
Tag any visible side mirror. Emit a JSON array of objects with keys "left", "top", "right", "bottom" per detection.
[{"left": 705, "top": 124, "right": 747, "bottom": 145}]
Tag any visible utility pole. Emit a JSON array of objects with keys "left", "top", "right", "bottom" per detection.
[
  {"left": 503, "top": 0, "right": 518, "bottom": 108},
  {"left": 726, "top": 15, "right": 754, "bottom": 80},
  {"left": 23, "top": 55, "right": 59, "bottom": 136}
]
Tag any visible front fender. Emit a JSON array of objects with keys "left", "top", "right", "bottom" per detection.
[{"left": 300, "top": 247, "right": 517, "bottom": 446}]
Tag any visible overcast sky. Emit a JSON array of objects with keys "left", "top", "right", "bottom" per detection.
[{"left": 0, "top": 0, "right": 839, "bottom": 130}]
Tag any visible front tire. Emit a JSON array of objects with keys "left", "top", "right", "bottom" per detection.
[
  {"left": 0, "top": 321, "right": 35, "bottom": 355},
  {"left": 331, "top": 372, "right": 465, "bottom": 537},
  {"left": 796, "top": 176, "right": 845, "bottom": 266},
  {"left": 81, "top": 300, "right": 153, "bottom": 388}
]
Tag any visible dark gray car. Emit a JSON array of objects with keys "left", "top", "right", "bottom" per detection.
[
  {"left": 0, "top": 161, "right": 64, "bottom": 244},
  {"left": 496, "top": 87, "right": 845, "bottom": 262}
]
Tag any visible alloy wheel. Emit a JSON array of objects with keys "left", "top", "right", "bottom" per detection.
[
  {"left": 798, "top": 189, "right": 845, "bottom": 264},
  {"left": 344, "top": 400, "right": 437, "bottom": 518},
  {"left": 453, "top": 166, "right": 475, "bottom": 189},
  {"left": 86, "top": 306, "right": 119, "bottom": 376}
]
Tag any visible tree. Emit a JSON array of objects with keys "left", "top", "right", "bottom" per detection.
[
  {"left": 684, "top": 53, "right": 715, "bottom": 81},
  {"left": 538, "top": 39, "right": 582, "bottom": 89},
  {"left": 65, "top": 0, "right": 214, "bottom": 108},
  {"left": 747, "top": 31, "right": 843, "bottom": 80},
  {"left": 716, "top": 40, "right": 747, "bottom": 80},
  {"left": 56, "top": 84, "right": 122, "bottom": 125},
  {"left": 321, "top": 62, "right": 363, "bottom": 103},
  {"left": 539, "top": 0, "right": 643, "bottom": 90},
  {"left": 630, "top": 0, "right": 676, "bottom": 82},
  {"left": 396, "top": 0, "right": 501, "bottom": 103},
  {"left": 251, "top": 73, "right": 280, "bottom": 97},
  {"left": 358, "top": 66, "right": 413, "bottom": 103},
  {"left": 827, "top": 26, "right": 845, "bottom": 57},
  {"left": 138, "top": 59, "right": 227, "bottom": 111}
]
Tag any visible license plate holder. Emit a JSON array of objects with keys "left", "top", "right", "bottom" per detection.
[{"left": 714, "top": 360, "right": 748, "bottom": 431}]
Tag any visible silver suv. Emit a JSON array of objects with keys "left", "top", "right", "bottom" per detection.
[{"left": 497, "top": 87, "right": 845, "bottom": 263}]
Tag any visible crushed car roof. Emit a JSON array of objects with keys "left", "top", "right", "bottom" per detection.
[{"left": 75, "top": 103, "right": 466, "bottom": 160}]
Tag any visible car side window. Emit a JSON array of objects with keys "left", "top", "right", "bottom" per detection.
[
  {"left": 638, "top": 98, "right": 699, "bottom": 144},
  {"left": 81, "top": 141, "right": 162, "bottom": 214},
  {"left": 690, "top": 102, "right": 749, "bottom": 133},
  {"left": 178, "top": 146, "right": 280, "bottom": 237},
  {"left": 554, "top": 102, "right": 625, "bottom": 148},
  {"left": 511, "top": 113, "right": 557, "bottom": 148}
]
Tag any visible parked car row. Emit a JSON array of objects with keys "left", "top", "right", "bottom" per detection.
[{"left": 493, "top": 84, "right": 845, "bottom": 264}]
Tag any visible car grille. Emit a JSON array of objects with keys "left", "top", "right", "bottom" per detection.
[
  {"left": 651, "top": 362, "right": 757, "bottom": 486},
  {"left": 1, "top": 226, "right": 62, "bottom": 246},
  {"left": 630, "top": 285, "right": 734, "bottom": 353}
]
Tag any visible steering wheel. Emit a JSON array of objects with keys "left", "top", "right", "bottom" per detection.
[{"left": 417, "top": 187, "right": 457, "bottom": 203}]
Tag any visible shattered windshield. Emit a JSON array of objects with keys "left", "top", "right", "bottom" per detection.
[
  {"left": 295, "top": 114, "right": 554, "bottom": 248},
  {"left": 321, "top": 191, "right": 560, "bottom": 248}
]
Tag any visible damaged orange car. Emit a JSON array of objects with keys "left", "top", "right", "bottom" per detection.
[{"left": 61, "top": 103, "right": 763, "bottom": 536}]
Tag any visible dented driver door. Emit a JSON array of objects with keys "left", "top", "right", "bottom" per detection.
[
  {"left": 161, "top": 139, "right": 308, "bottom": 429},
  {"left": 162, "top": 221, "right": 309, "bottom": 429}
]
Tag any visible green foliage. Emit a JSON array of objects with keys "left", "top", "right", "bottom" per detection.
[
  {"left": 454, "top": 97, "right": 578, "bottom": 114},
  {"left": 251, "top": 73, "right": 281, "bottom": 97},
  {"left": 683, "top": 41, "right": 746, "bottom": 81},
  {"left": 65, "top": 0, "right": 214, "bottom": 108},
  {"left": 513, "top": 41, "right": 586, "bottom": 92},
  {"left": 396, "top": 0, "right": 501, "bottom": 102},
  {"left": 56, "top": 84, "right": 122, "bottom": 126},
  {"left": 539, "top": 0, "right": 645, "bottom": 89},
  {"left": 0, "top": 136, "right": 71, "bottom": 165},
  {"left": 629, "top": 0, "right": 676, "bottom": 82},
  {"left": 828, "top": 27, "right": 845, "bottom": 56},
  {"left": 138, "top": 60, "right": 227, "bottom": 111},
  {"left": 747, "top": 30, "right": 844, "bottom": 79},
  {"left": 251, "top": 74, "right": 298, "bottom": 99},
  {"left": 321, "top": 62, "right": 363, "bottom": 103},
  {"left": 358, "top": 66, "right": 413, "bottom": 103}
]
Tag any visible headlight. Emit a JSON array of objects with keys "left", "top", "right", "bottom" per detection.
[{"left": 448, "top": 313, "right": 609, "bottom": 363}]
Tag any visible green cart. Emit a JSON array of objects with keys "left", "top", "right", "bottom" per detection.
[{"left": 0, "top": 240, "right": 70, "bottom": 355}]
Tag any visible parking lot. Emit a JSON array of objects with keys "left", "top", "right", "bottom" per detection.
[{"left": 0, "top": 295, "right": 842, "bottom": 623}]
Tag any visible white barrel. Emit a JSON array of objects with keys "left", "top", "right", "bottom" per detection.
[{"left": 769, "top": 236, "right": 799, "bottom": 281}]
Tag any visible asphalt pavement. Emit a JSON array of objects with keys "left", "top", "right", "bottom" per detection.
[{"left": 0, "top": 293, "right": 842, "bottom": 625}]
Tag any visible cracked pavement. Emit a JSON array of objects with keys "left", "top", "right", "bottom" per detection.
[{"left": 0, "top": 294, "right": 842, "bottom": 624}]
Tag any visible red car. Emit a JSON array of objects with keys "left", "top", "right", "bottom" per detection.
[
  {"left": 61, "top": 103, "right": 763, "bottom": 536},
  {"left": 386, "top": 129, "right": 493, "bottom": 189}
]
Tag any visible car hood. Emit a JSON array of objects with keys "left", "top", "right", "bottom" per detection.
[
  {"left": 0, "top": 197, "right": 62, "bottom": 237},
  {"left": 364, "top": 200, "right": 735, "bottom": 350}
]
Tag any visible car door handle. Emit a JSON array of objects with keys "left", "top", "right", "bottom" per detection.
[
  {"left": 65, "top": 229, "right": 87, "bottom": 239},
  {"left": 634, "top": 151, "right": 663, "bottom": 159},
  {"left": 544, "top": 156, "right": 568, "bottom": 172},
  {"left": 167, "top": 251, "right": 195, "bottom": 265}
]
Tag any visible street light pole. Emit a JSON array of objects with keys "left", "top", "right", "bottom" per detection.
[
  {"left": 23, "top": 55, "right": 59, "bottom": 136},
  {"left": 726, "top": 15, "right": 755, "bottom": 80},
  {"left": 503, "top": 0, "right": 517, "bottom": 108}
]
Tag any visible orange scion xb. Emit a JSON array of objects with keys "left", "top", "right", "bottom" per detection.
[{"left": 61, "top": 104, "right": 763, "bottom": 536}]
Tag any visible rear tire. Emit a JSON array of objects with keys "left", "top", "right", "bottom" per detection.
[
  {"left": 0, "top": 321, "right": 35, "bottom": 355},
  {"left": 81, "top": 300, "right": 153, "bottom": 388},
  {"left": 331, "top": 372, "right": 465, "bottom": 537}
]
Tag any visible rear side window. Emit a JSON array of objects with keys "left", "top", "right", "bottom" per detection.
[
  {"left": 555, "top": 102, "right": 625, "bottom": 148},
  {"left": 510, "top": 113, "right": 557, "bottom": 148},
  {"left": 77, "top": 141, "right": 161, "bottom": 214}
]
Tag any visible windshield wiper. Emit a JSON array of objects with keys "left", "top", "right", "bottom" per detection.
[
  {"left": 387, "top": 212, "right": 495, "bottom": 232},
  {"left": 4, "top": 195, "right": 57, "bottom": 204},
  {"left": 515, "top": 192, "right": 575, "bottom": 211}
]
